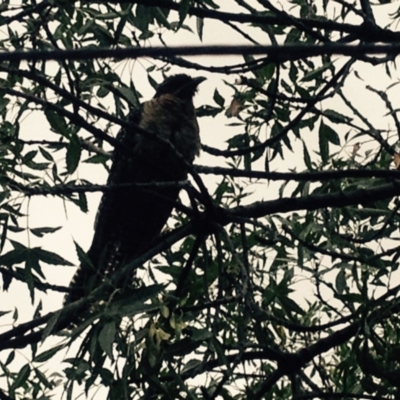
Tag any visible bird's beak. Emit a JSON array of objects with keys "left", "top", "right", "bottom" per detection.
[{"left": 193, "top": 76, "right": 206, "bottom": 87}]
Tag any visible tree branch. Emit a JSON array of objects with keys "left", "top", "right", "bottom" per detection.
[
  {"left": 227, "top": 181, "right": 400, "bottom": 220},
  {"left": 1, "top": 44, "right": 400, "bottom": 64}
]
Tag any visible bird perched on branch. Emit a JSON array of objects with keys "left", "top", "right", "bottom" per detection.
[{"left": 65, "top": 74, "right": 205, "bottom": 304}]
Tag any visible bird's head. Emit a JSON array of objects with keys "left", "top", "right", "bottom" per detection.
[{"left": 155, "top": 74, "right": 206, "bottom": 100}]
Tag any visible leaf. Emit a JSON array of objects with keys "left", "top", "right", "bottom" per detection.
[
  {"left": 42, "top": 310, "right": 62, "bottom": 340},
  {"left": 34, "top": 368, "right": 53, "bottom": 389},
  {"left": 324, "top": 109, "right": 352, "bottom": 124},
  {"left": 0, "top": 310, "right": 10, "bottom": 318},
  {"left": 135, "top": 5, "right": 152, "bottom": 33},
  {"left": 335, "top": 267, "right": 347, "bottom": 294},
  {"left": 301, "top": 62, "right": 333, "bottom": 82},
  {"left": 22, "top": 150, "right": 37, "bottom": 163},
  {"left": 0, "top": 248, "right": 27, "bottom": 266},
  {"left": 74, "top": 241, "right": 93, "bottom": 269},
  {"left": 31, "top": 248, "right": 73, "bottom": 266},
  {"left": 196, "top": 16, "right": 204, "bottom": 41},
  {"left": 44, "top": 109, "right": 69, "bottom": 136},
  {"left": 181, "top": 358, "right": 202, "bottom": 374},
  {"left": 96, "top": 85, "right": 109, "bottom": 98},
  {"left": 318, "top": 121, "right": 330, "bottom": 164},
  {"left": 179, "top": 0, "right": 191, "bottom": 24},
  {"left": 303, "top": 141, "right": 313, "bottom": 170},
  {"left": 166, "top": 338, "right": 201, "bottom": 356},
  {"left": 0, "top": 190, "right": 10, "bottom": 205},
  {"left": 107, "top": 285, "right": 165, "bottom": 317},
  {"left": 285, "top": 27, "right": 301, "bottom": 44},
  {"left": 213, "top": 89, "right": 225, "bottom": 107},
  {"left": 30, "top": 226, "right": 62, "bottom": 238},
  {"left": 34, "top": 344, "right": 66, "bottom": 363},
  {"left": 10, "top": 364, "right": 30, "bottom": 393},
  {"left": 66, "top": 135, "right": 81, "bottom": 174},
  {"left": 191, "top": 328, "right": 212, "bottom": 341},
  {"left": 98, "top": 321, "right": 116, "bottom": 359},
  {"left": 0, "top": 216, "right": 8, "bottom": 253},
  {"left": 321, "top": 121, "right": 340, "bottom": 145},
  {"left": 154, "top": 7, "right": 171, "bottom": 29},
  {"left": 84, "top": 154, "right": 110, "bottom": 164},
  {"left": 115, "top": 85, "right": 141, "bottom": 108},
  {"left": 4, "top": 350, "right": 14, "bottom": 366},
  {"left": 196, "top": 104, "right": 223, "bottom": 117}
]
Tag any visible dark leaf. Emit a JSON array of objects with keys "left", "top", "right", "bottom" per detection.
[
  {"left": 213, "top": 89, "right": 225, "bottom": 107},
  {"left": 98, "top": 322, "right": 116, "bottom": 359},
  {"left": 66, "top": 135, "right": 82, "bottom": 174},
  {"left": 31, "top": 248, "right": 73, "bottom": 266},
  {"left": 318, "top": 121, "right": 330, "bottom": 164},
  {"left": 30, "top": 226, "right": 62, "bottom": 238},
  {"left": 34, "top": 344, "right": 66, "bottom": 363}
]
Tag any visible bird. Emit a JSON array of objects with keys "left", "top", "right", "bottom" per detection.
[{"left": 65, "top": 74, "right": 205, "bottom": 305}]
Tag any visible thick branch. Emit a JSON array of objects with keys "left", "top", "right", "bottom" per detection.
[
  {"left": 1, "top": 44, "right": 400, "bottom": 64},
  {"left": 195, "top": 166, "right": 400, "bottom": 181},
  {"left": 227, "top": 181, "right": 400, "bottom": 220}
]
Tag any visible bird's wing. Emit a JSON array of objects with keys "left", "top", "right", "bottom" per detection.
[
  {"left": 66, "top": 107, "right": 144, "bottom": 302},
  {"left": 66, "top": 104, "right": 183, "bottom": 302}
]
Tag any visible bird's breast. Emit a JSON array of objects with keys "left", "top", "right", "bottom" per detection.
[{"left": 139, "top": 94, "right": 201, "bottom": 162}]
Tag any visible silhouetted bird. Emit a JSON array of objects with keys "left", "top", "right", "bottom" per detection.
[{"left": 65, "top": 74, "right": 205, "bottom": 304}]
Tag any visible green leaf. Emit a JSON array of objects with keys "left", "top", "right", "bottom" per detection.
[
  {"left": 69, "top": 191, "right": 88, "bottom": 213},
  {"left": 31, "top": 248, "right": 73, "bottom": 266},
  {"left": 45, "top": 109, "right": 69, "bottom": 136},
  {"left": 285, "top": 28, "right": 301, "bottom": 44},
  {"left": 98, "top": 321, "right": 116, "bottom": 359},
  {"left": 135, "top": 5, "right": 152, "bottom": 33},
  {"left": 321, "top": 121, "right": 340, "bottom": 145},
  {"left": 138, "top": 30, "right": 154, "bottom": 40},
  {"left": 34, "top": 368, "right": 53, "bottom": 389},
  {"left": 301, "top": 62, "right": 333, "bottom": 82},
  {"left": 302, "top": 141, "right": 313, "bottom": 170},
  {"left": 0, "top": 190, "right": 10, "bottom": 204},
  {"left": 74, "top": 240, "right": 93, "bottom": 269},
  {"left": 0, "top": 217, "right": 8, "bottom": 253},
  {"left": 30, "top": 226, "right": 61, "bottom": 238},
  {"left": 335, "top": 267, "right": 347, "bottom": 294},
  {"left": 166, "top": 338, "right": 201, "bottom": 356},
  {"left": 4, "top": 350, "right": 14, "bottom": 366},
  {"left": 0, "top": 248, "right": 27, "bottom": 266},
  {"left": 0, "top": 310, "right": 10, "bottom": 318},
  {"left": 84, "top": 154, "right": 110, "bottom": 164},
  {"left": 196, "top": 104, "right": 223, "bottom": 117},
  {"left": 96, "top": 85, "right": 109, "bottom": 98},
  {"left": 318, "top": 121, "right": 329, "bottom": 164},
  {"left": 10, "top": 364, "right": 30, "bottom": 393},
  {"left": 324, "top": 109, "right": 352, "bottom": 124},
  {"left": 66, "top": 135, "right": 81, "bottom": 174},
  {"left": 34, "top": 344, "right": 66, "bottom": 363},
  {"left": 23, "top": 150, "right": 37, "bottom": 163},
  {"left": 154, "top": 7, "right": 171, "bottom": 29},
  {"left": 191, "top": 328, "right": 212, "bottom": 341},
  {"left": 179, "top": 0, "right": 191, "bottom": 24},
  {"left": 196, "top": 16, "right": 204, "bottom": 41},
  {"left": 115, "top": 85, "right": 141, "bottom": 108},
  {"left": 213, "top": 89, "right": 225, "bottom": 107},
  {"left": 42, "top": 310, "right": 62, "bottom": 340}
]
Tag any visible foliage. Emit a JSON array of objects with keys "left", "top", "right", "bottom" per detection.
[{"left": 1, "top": 0, "right": 400, "bottom": 399}]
